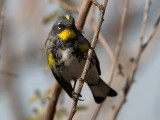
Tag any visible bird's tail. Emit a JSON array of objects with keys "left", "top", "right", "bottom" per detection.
[{"left": 88, "top": 77, "right": 117, "bottom": 103}]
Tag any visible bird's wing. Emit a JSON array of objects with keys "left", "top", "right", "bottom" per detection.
[
  {"left": 51, "top": 70, "right": 73, "bottom": 98},
  {"left": 77, "top": 32, "right": 101, "bottom": 75},
  {"left": 93, "top": 52, "right": 101, "bottom": 75}
]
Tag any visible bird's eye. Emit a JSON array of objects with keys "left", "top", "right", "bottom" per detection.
[{"left": 58, "top": 23, "right": 63, "bottom": 29}]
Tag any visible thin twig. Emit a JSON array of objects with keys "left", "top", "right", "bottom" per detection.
[
  {"left": 50, "top": 0, "right": 78, "bottom": 13},
  {"left": 110, "top": 0, "right": 151, "bottom": 119},
  {"left": 89, "top": 5, "right": 126, "bottom": 75},
  {"left": 67, "top": 0, "right": 109, "bottom": 120},
  {"left": 111, "top": 16, "right": 160, "bottom": 120},
  {"left": 91, "top": 0, "right": 129, "bottom": 119},
  {"left": 91, "top": 103, "right": 102, "bottom": 120},
  {"left": 108, "top": 0, "right": 129, "bottom": 85},
  {"left": 45, "top": 0, "right": 92, "bottom": 120},
  {"left": 91, "top": 0, "right": 103, "bottom": 9},
  {"left": 128, "top": 0, "right": 151, "bottom": 86},
  {"left": 88, "top": 5, "right": 114, "bottom": 61},
  {"left": 109, "top": 1, "right": 160, "bottom": 120},
  {"left": 142, "top": 16, "right": 160, "bottom": 51},
  {"left": 139, "top": 0, "right": 151, "bottom": 46},
  {"left": 110, "top": 91, "right": 125, "bottom": 120}
]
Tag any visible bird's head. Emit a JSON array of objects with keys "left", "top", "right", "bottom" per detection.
[{"left": 51, "top": 15, "right": 77, "bottom": 41}]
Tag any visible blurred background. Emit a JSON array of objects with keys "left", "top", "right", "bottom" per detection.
[{"left": 0, "top": 0, "right": 160, "bottom": 120}]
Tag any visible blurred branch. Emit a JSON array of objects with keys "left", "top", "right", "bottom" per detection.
[
  {"left": 91, "top": 0, "right": 129, "bottom": 119},
  {"left": 44, "top": 82, "right": 62, "bottom": 120},
  {"left": 142, "top": 16, "right": 160, "bottom": 51},
  {"left": 139, "top": 0, "right": 151, "bottom": 46},
  {"left": 45, "top": 0, "right": 92, "bottom": 120},
  {"left": 50, "top": 0, "right": 78, "bottom": 13},
  {"left": 127, "top": 0, "right": 151, "bottom": 89},
  {"left": 108, "top": 0, "right": 129, "bottom": 85},
  {"left": 110, "top": 16, "right": 160, "bottom": 120},
  {"left": 91, "top": 0, "right": 102, "bottom": 8},
  {"left": 88, "top": 5, "right": 114, "bottom": 61},
  {"left": 76, "top": 0, "right": 92, "bottom": 30},
  {"left": 109, "top": 1, "right": 160, "bottom": 120},
  {"left": 67, "top": 0, "right": 109, "bottom": 120},
  {"left": 88, "top": 8, "right": 126, "bottom": 76},
  {"left": 0, "top": 70, "right": 18, "bottom": 78},
  {"left": 0, "top": 0, "right": 4, "bottom": 58}
]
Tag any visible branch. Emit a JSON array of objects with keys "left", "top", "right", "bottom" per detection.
[
  {"left": 91, "top": 0, "right": 129, "bottom": 119},
  {"left": 139, "top": 0, "right": 151, "bottom": 45},
  {"left": 108, "top": 0, "right": 129, "bottom": 85},
  {"left": 142, "top": 15, "right": 160, "bottom": 51},
  {"left": 67, "top": 0, "right": 109, "bottom": 120},
  {"left": 45, "top": 0, "right": 92, "bottom": 120},
  {"left": 109, "top": 1, "right": 160, "bottom": 120},
  {"left": 91, "top": 0, "right": 103, "bottom": 9},
  {"left": 127, "top": 0, "right": 151, "bottom": 87},
  {"left": 88, "top": 5, "right": 115, "bottom": 61},
  {"left": 44, "top": 81, "right": 62, "bottom": 120},
  {"left": 110, "top": 90, "right": 125, "bottom": 120},
  {"left": 89, "top": 11, "right": 126, "bottom": 76},
  {"left": 50, "top": 0, "right": 78, "bottom": 13},
  {"left": 76, "top": 0, "right": 92, "bottom": 30},
  {"left": 88, "top": 5, "right": 126, "bottom": 76}
]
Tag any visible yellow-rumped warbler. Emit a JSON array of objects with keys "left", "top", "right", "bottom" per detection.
[{"left": 45, "top": 15, "right": 117, "bottom": 103}]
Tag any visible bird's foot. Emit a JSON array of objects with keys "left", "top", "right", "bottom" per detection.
[{"left": 72, "top": 91, "right": 84, "bottom": 101}]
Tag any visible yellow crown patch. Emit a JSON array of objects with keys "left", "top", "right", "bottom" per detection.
[
  {"left": 58, "top": 29, "right": 76, "bottom": 41},
  {"left": 65, "top": 15, "right": 70, "bottom": 20}
]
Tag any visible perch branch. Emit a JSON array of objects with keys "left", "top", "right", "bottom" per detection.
[
  {"left": 88, "top": 5, "right": 114, "bottom": 61},
  {"left": 50, "top": 0, "right": 78, "bottom": 13},
  {"left": 67, "top": 0, "right": 109, "bottom": 120},
  {"left": 45, "top": 0, "right": 92, "bottom": 120}
]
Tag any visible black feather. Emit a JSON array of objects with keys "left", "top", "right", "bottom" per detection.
[{"left": 52, "top": 70, "right": 73, "bottom": 98}]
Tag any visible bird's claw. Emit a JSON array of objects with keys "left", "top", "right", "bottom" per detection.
[{"left": 72, "top": 92, "right": 84, "bottom": 101}]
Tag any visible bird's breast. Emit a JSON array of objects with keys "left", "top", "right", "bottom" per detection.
[{"left": 60, "top": 48, "right": 74, "bottom": 65}]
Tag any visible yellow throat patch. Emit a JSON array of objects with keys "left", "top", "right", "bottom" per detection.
[
  {"left": 79, "top": 44, "right": 89, "bottom": 52},
  {"left": 48, "top": 53, "right": 55, "bottom": 68},
  {"left": 58, "top": 29, "right": 76, "bottom": 41},
  {"left": 65, "top": 15, "right": 70, "bottom": 20}
]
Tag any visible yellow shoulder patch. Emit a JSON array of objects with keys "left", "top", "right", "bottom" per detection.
[
  {"left": 79, "top": 44, "right": 89, "bottom": 52},
  {"left": 65, "top": 15, "right": 70, "bottom": 20},
  {"left": 48, "top": 53, "right": 55, "bottom": 68},
  {"left": 58, "top": 29, "right": 76, "bottom": 41}
]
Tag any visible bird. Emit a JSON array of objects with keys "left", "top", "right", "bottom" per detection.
[{"left": 45, "top": 15, "right": 117, "bottom": 103}]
